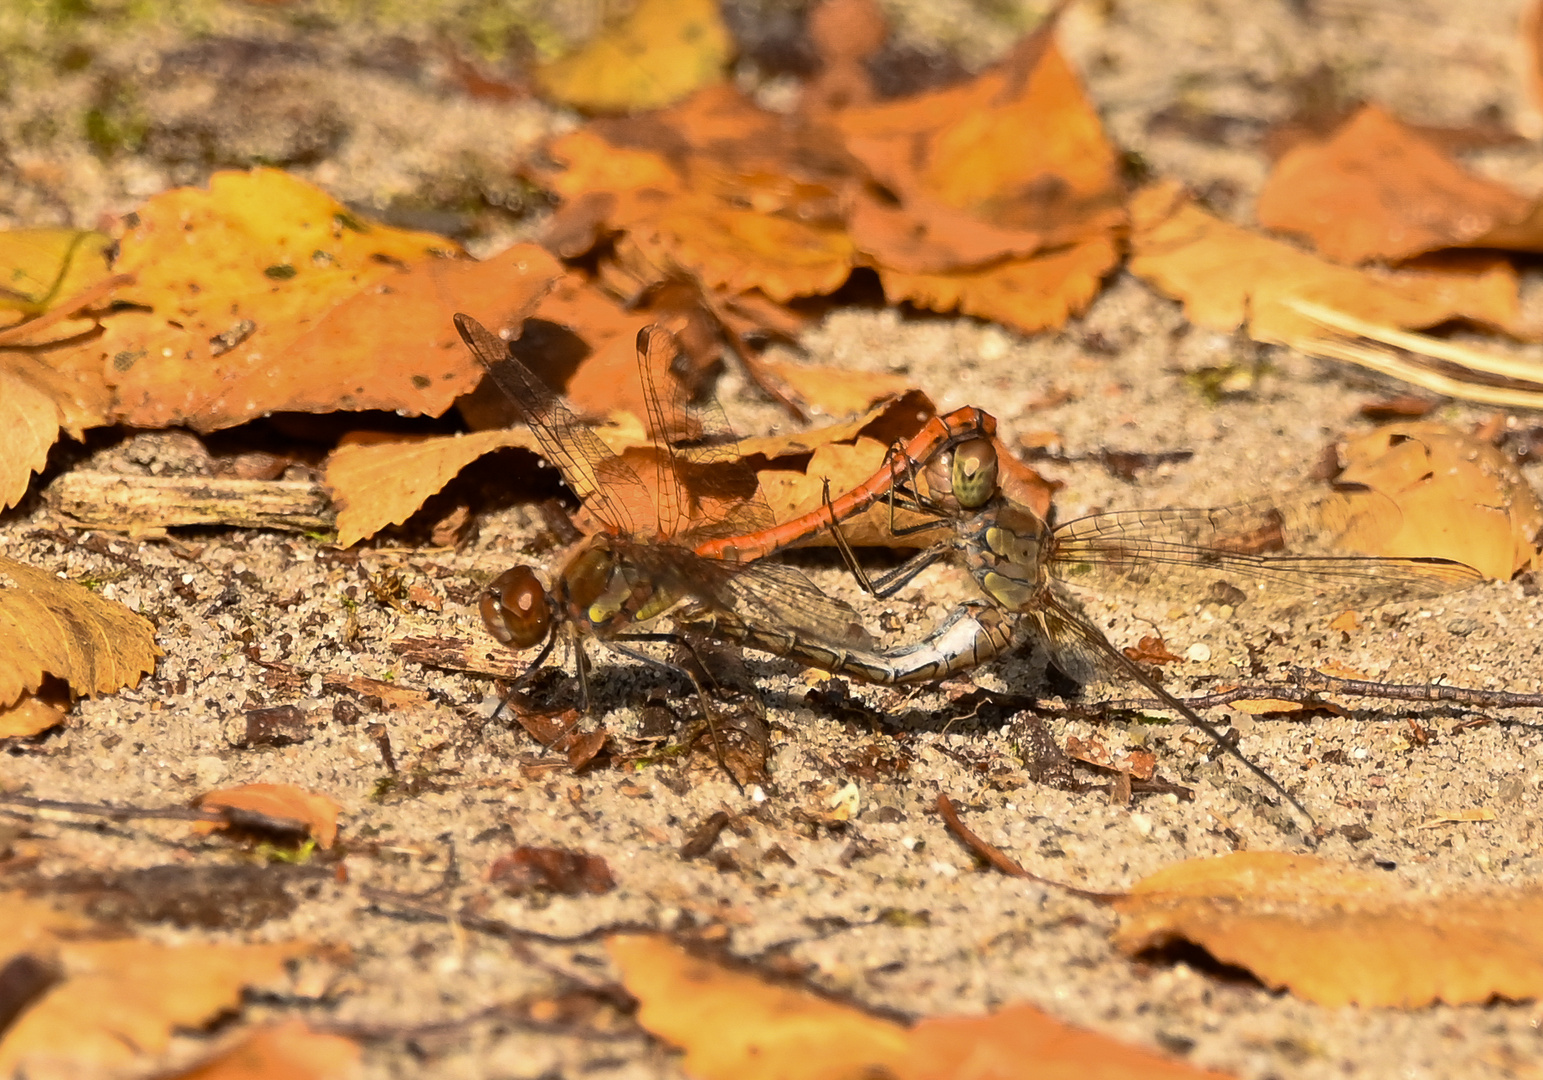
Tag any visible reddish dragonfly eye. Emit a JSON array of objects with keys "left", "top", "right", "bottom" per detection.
[{"left": 479, "top": 566, "right": 552, "bottom": 649}]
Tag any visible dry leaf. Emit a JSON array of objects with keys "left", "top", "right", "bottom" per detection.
[
  {"left": 1328, "top": 609, "right": 1362, "bottom": 632},
  {"left": 0, "top": 891, "right": 312, "bottom": 1075},
  {"left": 0, "top": 366, "right": 61, "bottom": 510},
  {"left": 94, "top": 170, "right": 461, "bottom": 427},
  {"left": 1128, "top": 182, "right": 1521, "bottom": 344},
  {"left": 167, "top": 1021, "right": 360, "bottom": 1080},
  {"left": 325, "top": 428, "right": 545, "bottom": 547},
  {"left": 489, "top": 846, "right": 617, "bottom": 896},
  {"left": 534, "top": 0, "right": 731, "bottom": 113},
  {"left": 38, "top": 171, "right": 557, "bottom": 433},
  {"left": 0, "top": 227, "right": 114, "bottom": 321},
  {"left": 1335, "top": 421, "right": 1543, "bottom": 578},
  {"left": 195, "top": 782, "right": 343, "bottom": 849},
  {"left": 1257, "top": 105, "right": 1536, "bottom": 264},
  {"left": 615, "top": 196, "right": 855, "bottom": 304},
  {"left": 733, "top": 391, "right": 935, "bottom": 459},
  {"left": 878, "top": 235, "right": 1120, "bottom": 336},
  {"left": 0, "top": 691, "right": 67, "bottom": 738},
  {"left": 756, "top": 438, "right": 949, "bottom": 549},
  {"left": 1113, "top": 851, "right": 1543, "bottom": 1007},
  {"left": 838, "top": 29, "right": 1123, "bottom": 274},
  {"left": 0, "top": 554, "right": 160, "bottom": 708},
  {"left": 609, "top": 933, "right": 1232, "bottom": 1080},
  {"left": 457, "top": 274, "right": 684, "bottom": 433},
  {"left": 755, "top": 356, "right": 911, "bottom": 417}
]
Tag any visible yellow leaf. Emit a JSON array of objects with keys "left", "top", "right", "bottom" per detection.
[
  {"left": 0, "top": 554, "right": 160, "bottom": 708},
  {"left": 325, "top": 428, "right": 547, "bottom": 548},
  {"left": 1129, "top": 182, "right": 1522, "bottom": 344},
  {"left": 878, "top": 235, "right": 1119, "bottom": 335},
  {"left": 1335, "top": 421, "right": 1543, "bottom": 579},
  {"left": 0, "top": 890, "right": 313, "bottom": 1075},
  {"left": 535, "top": 0, "right": 732, "bottom": 113},
  {"left": 1114, "top": 852, "right": 1543, "bottom": 1007},
  {"left": 37, "top": 170, "right": 564, "bottom": 435},
  {"left": 0, "top": 691, "right": 67, "bottom": 738},
  {"left": 756, "top": 357, "right": 911, "bottom": 417},
  {"left": 608, "top": 932, "right": 1233, "bottom": 1080},
  {"left": 167, "top": 1021, "right": 360, "bottom": 1080},
  {"left": 195, "top": 782, "right": 344, "bottom": 849},
  {"left": 0, "top": 227, "right": 113, "bottom": 318},
  {"left": 0, "top": 366, "right": 60, "bottom": 510}
]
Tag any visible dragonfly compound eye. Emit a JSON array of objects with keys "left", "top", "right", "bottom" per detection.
[{"left": 480, "top": 566, "right": 552, "bottom": 649}]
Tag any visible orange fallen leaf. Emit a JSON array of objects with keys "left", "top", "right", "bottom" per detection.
[
  {"left": 1328, "top": 609, "right": 1362, "bottom": 633},
  {"left": 36, "top": 171, "right": 559, "bottom": 434},
  {"left": 0, "top": 690, "right": 67, "bottom": 738},
  {"left": 1113, "top": 851, "right": 1543, "bottom": 1007},
  {"left": 1416, "top": 808, "right": 1497, "bottom": 828},
  {"left": 1064, "top": 735, "right": 1158, "bottom": 780},
  {"left": 877, "top": 235, "right": 1120, "bottom": 336},
  {"left": 0, "top": 366, "right": 61, "bottom": 510},
  {"left": 0, "top": 554, "right": 160, "bottom": 708},
  {"left": 195, "top": 782, "right": 343, "bottom": 849},
  {"left": 801, "top": 0, "right": 887, "bottom": 113},
  {"left": 755, "top": 356, "right": 912, "bottom": 417},
  {"left": 1129, "top": 182, "right": 1521, "bottom": 345},
  {"left": 1334, "top": 420, "right": 1543, "bottom": 578},
  {"left": 533, "top": 0, "right": 731, "bottom": 113},
  {"left": 615, "top": 197, "right": 856, "bottom": 305},
  {"left": 458, "top": 274, "right": 688, "bottom": 435},
  {"left": 733, "top": 390, "right": 935, "bottom": 459},
  {"left": 838, "top": 23, "right": 1123, "bottom": 275},
  {"left": 608, "top": 932, "right": 1230, "bottom": 1080},
  {"left": 755, "top": 438, "right": 950, "bottom": 549},
  {"left": 167, "top": 1021, "right": 360, "bottom": 1080},
  {"left": 0, "top": 891, "right": 314, "bottom": 1075},
  {"left": 0, "top": 227, "right": 114, "bottom": 322},
  {"left": 1257, "top": 105, "right": 1537, "bottom": 264},
  {"left": 1122, "top": 634, "right": 1181, "bottom": 665},
  {"left": 325, "top": 428, "right": 546, "bottom": 548}
]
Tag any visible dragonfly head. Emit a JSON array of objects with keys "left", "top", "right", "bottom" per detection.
[
  {"left": 925, "top": 437, "right": 999, "bottom": 511},
  {"left": 480, "top": 565, "right": 554, "bottom": 649}
]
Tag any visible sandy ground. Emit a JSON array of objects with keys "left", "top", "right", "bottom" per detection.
[{"left": 3, "top": 2, "right": 1543, "bottom": 1078}]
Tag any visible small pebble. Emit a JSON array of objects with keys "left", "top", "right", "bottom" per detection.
[{"left": 1185, "top": 642, "right": 1212, "bottom": 663}]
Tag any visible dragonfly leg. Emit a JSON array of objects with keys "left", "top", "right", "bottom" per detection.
[
  {"left": 489, "top": 620, "right": 562, "bottom": 725},
  {"left": 610, "top": 631, "right": 749, "bottom": 793},
  {"left": 819, "top": 477, "right": 950, "bottom": 599}
]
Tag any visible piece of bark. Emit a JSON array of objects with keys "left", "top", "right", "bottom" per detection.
[{"left": 46, "top": 472, "right": 334, "bottom": 533}]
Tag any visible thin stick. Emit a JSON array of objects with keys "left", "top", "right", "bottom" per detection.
[{"left": 934, "top": 794, "right": 1118, "bottom": 902}]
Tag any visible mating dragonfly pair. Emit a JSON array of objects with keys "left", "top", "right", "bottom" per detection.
[{"left": 455, "top": 315, "right": 1484, "bottom": 820}]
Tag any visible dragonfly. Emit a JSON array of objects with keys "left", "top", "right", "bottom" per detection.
[
  {"left": 694, "top": 410, "right": 1488, "bottom": 823},
  {"left": 454, "top": 315, "right": 1016, "bottom": 716}
]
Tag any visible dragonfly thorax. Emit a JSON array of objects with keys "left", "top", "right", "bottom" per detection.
[
  {"left": 968, "top": 499, "right": 1050, "bottom": 612},
  {"left": 924, "top": 437, "right": 998, "bottom": 512},
  {"left": 560, "top": 539, "right": 669, "bottom": 632}
]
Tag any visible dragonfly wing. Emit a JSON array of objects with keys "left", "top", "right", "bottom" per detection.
[
  {"left": 1049, "top": 490, "right": 1485, "bottom": 612},
  {"left": 627, "top": 543, "right": 874, "bottom": 652},
  {"left": 1033, "top": 591, "right": 1313, "bottom": 823},
  {"left": 455, "top": 313, "right": 653, "bottom": 535},
  {"left": 718, "top": 561, "right": 877, "bottom": 652}
]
